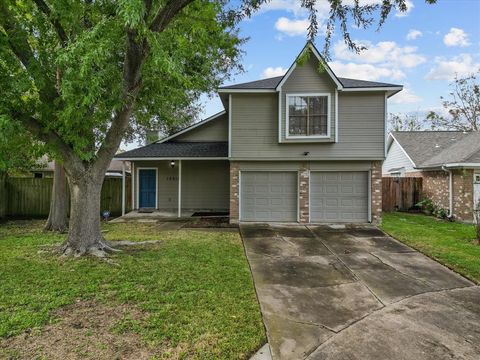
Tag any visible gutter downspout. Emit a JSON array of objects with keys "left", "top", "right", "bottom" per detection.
[{"left": 442, "top": 166, "right": 453, "bottom": 218}]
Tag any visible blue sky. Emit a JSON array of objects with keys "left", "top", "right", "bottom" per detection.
[{"left": 202, "top": 0, "right": 480, "bottom": 118}]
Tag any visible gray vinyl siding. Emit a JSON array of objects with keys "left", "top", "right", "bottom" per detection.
[
  {"left": 382, "top": 140, "right": 414, "bottom": 175},
  {"left": 280, "top": 56, "right": 336, "bottom": 142},
  {"left": 173, "top": 114, "right": 228, "bottom": 142},
  {"left": 132, "top": 160, "right": 229, "bottom": 210},
  {"left": 181, "top": 160, "right": 229, "bottom": 210},
  {"left": 230, "top": 92, "right": 386, "bottom": 160}
]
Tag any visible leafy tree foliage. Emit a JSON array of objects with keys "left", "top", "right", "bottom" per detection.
[
  {"left": 0, "top": 0, "right": 436, "bottom": 256},
  {"left": 427, "top": 72, "right": 480, "bottom": 131},
  {"left": 0, "top": 119, "right": 45, "bottom": 173}
]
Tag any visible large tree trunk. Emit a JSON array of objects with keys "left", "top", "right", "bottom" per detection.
[
  {"left": 62, "top": 173, "right": 114, "bottom": 257},
  {"left": 44, "top": 161, "right": 68, "bottom": 232}
]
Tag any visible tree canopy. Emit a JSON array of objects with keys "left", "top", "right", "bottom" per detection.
[
  {"left": 0, "top": 0, "right": 438, "bottom": 256},
  {"left": 427, "top": 71, "right": 480, "bottom": 131},
  {"left": 0, "top": 0, "right": 244, "bottom": 169}
]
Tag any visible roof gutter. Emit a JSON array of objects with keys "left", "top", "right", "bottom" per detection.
[
  {"left": 418, "top": 162, "right": 480, "bottom": 170},
  {"left": 114, "top": 157, "right": 229, "bottom": 161},
  {"left": 442, "top": 165, "right": 454, "bottom": 218}
]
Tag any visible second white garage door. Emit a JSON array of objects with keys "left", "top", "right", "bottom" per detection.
[
  {"left": 310, "top": 171, "right": 369, "bottom": 223},
  {"left": 241, "top": 171, "right": 297, "bottom": 222}
]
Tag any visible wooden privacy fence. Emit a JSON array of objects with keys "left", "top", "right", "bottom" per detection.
[
  {"left": 382, "top": 177, "right": 423, "bottom": 212},
  {"left": 2, "top": 177, "right": 131, "bottom": 218}
]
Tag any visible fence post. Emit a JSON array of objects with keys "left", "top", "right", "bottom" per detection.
[{"left": 0, "top": 172, "right": 6, "bottom": 218}]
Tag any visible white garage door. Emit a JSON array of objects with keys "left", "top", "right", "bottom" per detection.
[
  {"left": 310, "top": 171, "right": 368, "bottom": 223},
  {"left": 241, "top": 171, "right": 297, "bottom": 222}
]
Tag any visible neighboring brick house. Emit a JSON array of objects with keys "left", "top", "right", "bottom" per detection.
[
  {"left": 383, "top": 131, "right": 480, "bottom": 222},
  {"left": 114, "top": 42, "right": 403, "bottom": 224}
]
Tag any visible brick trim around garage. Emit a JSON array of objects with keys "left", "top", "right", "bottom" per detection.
[
  {"left": 299, "top": 164, "right": 309, "bottom": 223},
  {"left": 229, "top": 162, "right": 240, "bottom": 224},
  {"left": 371, "top": 160, "right": 383, "bottom": 225},
  {"left": 230, "top": 161, "right": 382, "bottom": 225}
]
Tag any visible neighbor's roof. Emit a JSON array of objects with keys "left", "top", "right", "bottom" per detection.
[
  {"left": 32, "top": 156, "right": 131, "bottom": 172},
  {"left": 219, "top": 76, "right": 402, "bottom": 90},
  {"left": 391, "top": 131, "right": 480, "bottom": 168},
  {"left": 114, "top": 142, "right": 228, "bottom": 159}
]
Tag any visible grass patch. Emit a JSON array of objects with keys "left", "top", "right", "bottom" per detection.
[
  {"left": 381, "top": 212, "right": 480, "bottom": 284},
  {"left": 0, "top": 220, "right": 265, "bottom": 358}
]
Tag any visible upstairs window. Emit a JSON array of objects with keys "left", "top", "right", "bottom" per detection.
[{"left": 287, "top": 94, "right": 330, "bottom": 138}]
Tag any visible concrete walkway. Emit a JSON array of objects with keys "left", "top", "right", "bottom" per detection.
[{"left": 240, "top": 224, "right": 480, "bottom": 360}]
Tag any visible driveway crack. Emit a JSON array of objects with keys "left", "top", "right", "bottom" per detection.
[
  {"left": 305, "top": 226, "right": 385, "bottom": 307},
  {"left": 368, "top": 251, "right": 436, "bottom": 288}
]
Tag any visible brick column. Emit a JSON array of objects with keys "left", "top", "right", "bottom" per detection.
[
  {"left": 229, "top": 162, "right": 240, "bottom": 224},
  {"left": 453, "top": 169, "right": 474, "bottom": 222},
  {"left": 299, "top": 164, "right": 310, "bottom": 223},
  {"left": 371, "top": 160, "right": 383, "bottom": 225}
]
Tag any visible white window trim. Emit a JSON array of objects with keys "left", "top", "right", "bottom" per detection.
[
  {"left": 136, "top": 167, "right": 158, "bottom": 209},
  {"left": 285, "top": 93, "right": 331, "bottom": 139}
]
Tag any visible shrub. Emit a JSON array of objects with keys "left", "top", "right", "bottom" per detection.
[{"left": 416, "top": 198, "right": 449, "bottom": 219}]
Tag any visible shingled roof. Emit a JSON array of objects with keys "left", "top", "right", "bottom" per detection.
[
  {"left": 115, "top": 142, "right": 228, "bottom": 159},
  {"left": 219, "top": 76, "right": 401, "bottom": 90},
  {"left": 391, "top": 131, "right": 480, "bottom": 168}
]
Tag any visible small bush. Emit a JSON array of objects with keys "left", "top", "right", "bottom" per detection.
[{"left": 416, "top": 198, "right": 449, "bottom": 219}]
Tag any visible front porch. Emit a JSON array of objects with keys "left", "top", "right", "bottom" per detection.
[
  {"left": 113, "top": 209, "right": 229, "bottom": 221},
  {"left": 115, "top": 156, "right": 230, "bottom": 218}
]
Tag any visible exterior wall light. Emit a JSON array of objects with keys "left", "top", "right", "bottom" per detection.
[{"left": 170, "top": 160, "right": 175, "bottom": 168}]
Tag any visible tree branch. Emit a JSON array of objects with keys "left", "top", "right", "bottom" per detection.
[
  {"left": 16, "top": 114, "right": 84, "bottom": 175},
  {"left": 32, "top": 0, "right": 68, "bottom": 45},
  {"left": 94, "top": 0, "right": 194, "bottom": 175},
  {"left": 150, "top": 0, "right": 194, "bottom": 33}
]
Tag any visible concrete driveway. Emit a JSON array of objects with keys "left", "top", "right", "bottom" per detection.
[{"left": 240, "top": 224, "right": 480, "bottom": 360}]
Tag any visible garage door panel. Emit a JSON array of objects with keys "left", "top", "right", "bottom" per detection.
[
  {"left": 241, "top": 171, "right": 297, "bottom": 222},
  {"left": 311, "top": 171, "right": 368, "bottom": 223}
]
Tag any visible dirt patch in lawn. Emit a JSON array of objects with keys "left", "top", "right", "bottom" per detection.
[
  {"left": 0, "top": 300, "right": 163, "bottom": 360},
  {"left": 186, "top": 216, "right": 237, "bottom": 228}
]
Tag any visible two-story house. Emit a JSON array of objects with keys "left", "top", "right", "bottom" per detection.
[{"left": 115, "top": 42, "right": 402, "bottom": 224}]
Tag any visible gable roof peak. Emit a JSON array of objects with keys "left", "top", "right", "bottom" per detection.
[{"left": 275, "top": 41, "right": 343, "bottom": 90}]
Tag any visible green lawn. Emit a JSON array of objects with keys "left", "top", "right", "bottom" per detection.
[
  {"left": 0, "top": 220, "right": 265, "bottom": 359},
  {"left": 381, "top": 212, "right": 480, "bottom": 284}
]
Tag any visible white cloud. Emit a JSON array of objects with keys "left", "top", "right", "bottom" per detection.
[
  {"left": 425, "top": 54, "right": 480, "bottom": 81},
  {"left": 395, "top": 0, "right": 414, "bottom": 17},
  {"left": 275, "top": 17, "right": 309, "bottom": 37},
  {"left": 390, "top": 87, "right": 422, "bottom": 104},
  {"left": 261, "top": 66, "right": 288, "bottom": 79},
  {"left": 334, "top": 40, "right": 426, "bottom": 68},
  {"left": 406, "top": 29, "right": 422, "bottom": 40},
  {"left": 329, "top": 61, "right": 405, "bottom": 81},
  {"left": 443, "top": 27, "right": 470, "bottom": 47},
  {"left": 260, "top": 0, "right": 331, "bottom": 18}
]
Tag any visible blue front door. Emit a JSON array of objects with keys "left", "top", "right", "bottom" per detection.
[{"left": 139, "top": 169, "right": 156, "bottom": 208}]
